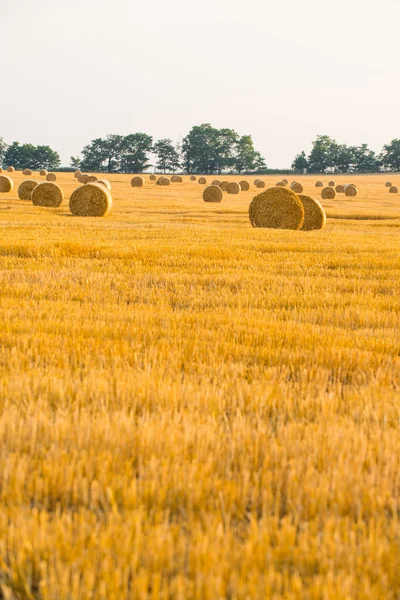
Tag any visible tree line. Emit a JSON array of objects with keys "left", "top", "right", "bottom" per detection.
[
  {"left": 0, "top": 139, "right": 61, "bottom": 170},
  {"left": 292, "top": 135, "right": 400, "bottom": 173}
]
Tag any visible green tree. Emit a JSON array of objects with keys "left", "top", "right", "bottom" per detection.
[
  {"left": 353, "top": 144, "right": 381, "bottom": 173},
  {"left": 233, "top": 135, "right": 266, "bottom": 173},
  {"left": 153, "top": 139, "right": 181, "bottom": 173},
  {"left": 80, "top": 135, "right": 124, "bottom": 173},
  {"left": 307, "top": 135, "right": 338, "bottom": 173},
  {"left": 181, "top": 124, "right": 219, "bottom": 174},
  {"left": 291, "top": 151, "right": 308, "bottom": 173},
  {"left": 120, "top": 133, "right": 153, "bottom": 173},
  {"left": 3, "top": 142, "right": 60, "bottom": 170},
  {"left": 0, "top": 137, "right": 8, "bottom": 166},
  {"left": 332, "top": 144, "right": 356, "bottom": 173},
  {"left": 70, "top": 156, "right": 82, "bottom": 169},
  {"left": 214, "top": 129, "right": 239, "bottom": 173},
  {"left": 381, "top": 139, "right": 400, "bottom": 171}
]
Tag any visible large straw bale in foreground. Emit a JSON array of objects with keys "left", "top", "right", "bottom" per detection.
[
  {"left": 344, "top": 184, "right": 358, "bottom": 197},
  {"left": 69, "top": 183, "right": 112, "bottom": 217},
  {"left": 46, "top": 173, "right": 57, "bottom": 182},
  {"left": 0, "top": 176, "right": 14, "bottom": 193},
  {"left": 256, "top": 180, "right": 265, "bottom": 188},
  {"left": 157, "top": 177, "right": 170, "bottom": 186},
  {"left": 227, "top": 182, "right": 240, "bottom": 194},
  {"left": 131, "top": 176, "right": 144, "bottom": 187},
  {"left": 389, "top": 186, "right": 398, "bottom": 194},
  {"left": 249, "top": 187, "right": 304, "bottom": 229},
  {"left": 298, "top": 195, "right": 326, "bottom": 231},
  {"left": 203, "top": 186, "right": 223, "bottom": 203},
  {"left": 31, "top": 182, "right": 64, "bottom": 207},
  {"left": 291, "top": 182, "right": 303, "bottom": 194},
  {"left": 96, "top": 179, "right": 112, "bottom": 191},
  {"left": 171, "top": 175, "right": 183, "bottom": 183},
  {"left": 239, "top": 180, "right": 250, "bottom": 191},
  {"left": 18, "top": 180, "right": 38, "bottom": 200},
  {"left": 321, "top": 187, "right": 336, "bottom": 200},
  {"left": 22, "top": 169, "right": 32, "bottom": 176}
]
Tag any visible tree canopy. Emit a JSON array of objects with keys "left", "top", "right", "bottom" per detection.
[{"left": 2, "top": 142, "right": 60, "bottom": 170}]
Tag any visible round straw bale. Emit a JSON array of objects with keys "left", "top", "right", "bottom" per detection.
[
  {"left": 131, "top": 176, "right": 144, "bottom": 187},
  {"left": 198, "top": 177, "right": 207, "bottom": 185},
  {"left": 79, "top": 174, "right": 90, "bottom": 184},
  {"left": 212, "top": 180, "right": 221, "bottom": 186},
  {"left": 74, "top": 170, "right": 82, "bottom": 179},
  {"left": 254, "top": 179, "right": 260, "bottom": 186},
  {"left": 328, "top": 180, "right": 335, "bottom": 187},
  {"left": 46, "top": 173, "right": 57, "bottom": 182},
  {"left": 96, "top": 179, "right": 111, "bottom": 191},
  {"left": 335, "top": 184, "right": 345, "bottom": 193},
  {"left": 227, "top": 181, "right": 240, "bottom": 194},
  {"left": 239, "top": 180, "right": 250, "bottom": 191},
  {"left": 7, "top": 166, "right": 15, "bottom": 173},
  {"left": 385, "top": 181, "right": 392, "bottom": 188},
  {"left": 203, "top": 185, "right": 223, "bottom": 203},
  {"left": 18, "top": 180, "right": 38, "bottom": 200},
  {"left": 69, "top": 183, "right": 112, "bottom": 217},
  {"left": 389, "top": 186, "right": 398, "bottom": 194},
  {"left": 256, "top": 180, "right": 265, "bottom": 189},
  {"left": 149, "top": 174, "right": 157, "bottom": 181},
  {"left": 290, "top": 182, "right": 303, "bottom": 194},
  {"left": 171, "top": 175, "right": 183, "bottom": 183},
  {"left": 344, "top": 184, "right": 358, "bottom": 197},
  {"left": 40, "top": 169, "right": 48, "bottom": 177},
  {"left": 249, "top": 187, "right": 304, "bottom": 230},
  {"left": 298, "top": 195, "right": 326, "bottom": 231},
  {"left": 219, "top": 181, "right": 229, "bottom": 191},
  {"left": 321, "top": 187, "right": 337, "bottom": 200},
  {"left": 31, "top": 182, "right": 64, "bottom": 207},
  {"left": 0, "top": 176, "right": 14, "bottom": 193},
  {"left": 282, "top": 179, "right": 289, "bottom": 185},
  {"left": 190, "top": 175, "right": 197, "bottom": 181},
  {"left": 22, "top": 169, "right": 32, "bottom": 176},
  {"left": 87, "top": 175, "right": 98, "bottom": 183},
  {"left": 0, "top": 168, "right": 2, "bottom": 174},
  {"left": 157, "top": 176, "right": 170, "bottom": 186},
  {"left": 276, "top": 181, "right": 286, "bottom": 187},
  {"left": 315, "top": 181, "right": 323, "bottom": 188}
]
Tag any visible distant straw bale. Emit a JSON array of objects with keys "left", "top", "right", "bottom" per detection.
[
  {"left": 79, "top": 174, "right": 90, "bottom": 184},
  {"left": 290, "top": 182, "right": 303, "bottom": 194},
  {"left": 157, "top": 177, "right": 170, "bottom": 186},
  {"left": 18, "top": 180, "right": 38, "bottom": 200},
  {"left": 190, "top": 175, "right": 197, "bottom": 181},
  {"left": 203, "top": 186, "right": 223, "bottom": 203},
  {"left": 31, "top": 182, "right": 64, "bottom": 207},
  {"left": 96, "top": 179, "right": 112, "bottom": 191},
  {"left": 46, "top": 173, "right": 57, "bottom": 182},
  {"left": 298, "top": 195, "right": 326, "bottom": 231},
  {"left": 0, "top": 176, "right": 14, "bottom": 193},
  {"left": 7, "top": 166, "right": 15, "bottom": 173},
  {"left": 344, "top": 184, "right": 358, "bottom": 197},
  {"left": 249, "top": 187, "right": 304, "bottom": 229},
  {"left": 385, "top": 181, "right": 392, "bottom": 188},
  {"left": 171, "top": 175, "right": 183, "bottom": 182},
  {"left": 0, "top": 168, "right": 2, "bottom": 173},
  {"left": 276, "top": 181, "right": 286, "bottom": 187},
  {"left": 315, "top": 181, "right": 323, "bottom": 188},
  {"left": 87, "top": 175, "right": 98, "bottom": 183},
  {"left": 219, "top": 181, "right": 229, "bottom": 191},
  {"left": 282, "top": 179, "right": 289, "bottom": 185},
  {"left": 335, "top": 184, "right": 345, "bottom": 193},
  {"left": 22, "top": 169, "right": 32, "bottom": 176},
  {"left": 328, "top": 180, "right": 335, "bottom": 187},
  {"left": 149, "top": 174, "right": 157, "bottom": 181},
  {"left": 321, "top": 187, "right": 337, "bottom": 200},
  {"left": 239, "top": 180, "right": 250, "bottom": 191},
  {"left": 227, "top": 182, "right": 240, "bottom": 194},
  {"left": 256, "top": 180, "right": 265, "bottom": 188},
  {"left": 198, "top": 177, "right": 207, "bottom": 185},
  {"left": 40, "top": 169, "right": 48, "bottom": 177},
  {"left": 74, "top": 170, "right": 82, "bottom": 179},
  {"left": 69, "top": 183, "right": 112, "bottom": 217},
  {"left": 131, "top": 176, "right": 144, "bottom": 187},
  {"left": 254, "top": 179, "right": 260, "bottom": 186},
  {"left": 389, "top": 186, "right": 398, "bottom": 194},
  {"left": 212, "top": 180, "right": 221, "bottom": 186}
]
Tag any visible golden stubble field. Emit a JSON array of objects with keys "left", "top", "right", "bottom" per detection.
[{"left": 0, "top": 172, "right": 400, "bottom": 599}]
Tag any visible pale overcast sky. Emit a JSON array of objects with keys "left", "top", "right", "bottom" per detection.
[{"left": 1, "top": 0, "right": 399, "bottom": 167}]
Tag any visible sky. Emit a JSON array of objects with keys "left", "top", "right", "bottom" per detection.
[{"left": 1, "top": 0, "right": 399, "bottom": 168}]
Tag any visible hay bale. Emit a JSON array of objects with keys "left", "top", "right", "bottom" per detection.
[
  {"left": 74, "top": 170, "right": 82, "bottom": 179},
  {"left": 335, "top": 184, "right": 345, "bottom": 193},
  {"left": 149, "top": 174, "right": 157, "bottom": 181},
  {"left": 7, "top": 166, "right": 15, "bottom": 173},
  {"left": 46, "top": 173, "right": 57, "bottom": 182},
  {"left": 96, "top": 179, "right": 111, "bottom": 191},
  {"left": 254, "top": 179, "right": 260, "bottom": 186},
  {"left": 203, "top": 185, "right": 223, "bottom": 203},
  {"left": 282, "top": 179, "right": 289, "bottom": 185},
  {"left": 79, "top": 174, "right": 90, "bottom": 184},
  {"left": 0, "top": 168, "right": 2, "bottom": 173},
  {"left": 31, "top": 182, "right": 64, "bottom": 207},
  {"left": 212, "top": 180, "right": 221, "bottom": 186},
  {"left": 18, "top": 180, "right": 38, "bottom": 200},
  {"left": 40, "top": 169, "right": 48, "bottom": 177},
  {"left": 321, "top": 187, "right": 337, "bottom": 200},
  {"left": 131, "top": 176, "right": 144, "bottom": 187},
  {"left": 190, "top": 175, "right": 197, "bottom": 181},
  {"left": 249, "top": 187, "right": 304, "bottom": 230},
  {"left": 256, "top": 180, "right": 265, "bottom": 189},
  {"left": 171, "top": 175, "right": 183, "bottom": 183},
  {"left": 344, "top": 184, "right": 358, "bottom": 197},
  {"left": 328, "top": 180, "right": 335, "bottom": 187},
  {"left": 0, "top": 176, "right": 14, "bottom": 193},
  {"left": 198, "top": 177, "right": 207, "bottom": 185},
  {"left": 276, "top": 181, "right": 286, "bottom": 187},
  {"left": 219, "top": 181, "right": 229, "bottom": 191},
  {"left": 227, "top": 182, "right": 240, "bottom": 194},
  {"left": 385, "top": 181, "right": 392, "bottom": 188},
  {"left": 87, "top": 175, "right": 98, "bottom": 183},
  {"left": 22, "top": 169, "right": 32, "bottom": 176},
  {"left": 389, "top": 186, "right": 398, "bottom": 194},
  {"left": 290, "top": 182, "right": 303, "bottom": 194},
  {"left": 298, "top": 195, "right": 326, "bottom": 231},
  {"left": 157, "top": 176, "right": 170, "bottom": 186},
  {"left": 315, "top": 181, "right": 323, "bottom": 188},
  {"left": 69, "top": 183, "right": 112, "bottom": 217},
  {"left": 239, "top": 180, "right": 250, "bottom": 191}
]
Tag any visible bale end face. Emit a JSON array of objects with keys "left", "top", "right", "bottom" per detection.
[
  {"left": 249, "top": 187, "right": 304, "bottom": 230},
  {"left": 203, "top": 185, "right": 223, "bottom": 203},
  {"left": 0, "top": 175, "right": 14, "bottom": 193},
  {"left": 227, "top": 182, "right": 240, "bottom": 195},
  {"left": 46, "top": 173, "right": 57, "bottom": 182},
  {"left": 385, "top": 181, "right": 392, "bottom": 187},
  {"left": 22, "top": 169, "right": 32, "bottom": 176},
  {"left": 198, "top": 177, "right": 207, "bottom": 185},
  {"left": 239, "top": 180, "right": 250, "bottom": 191},
  {"left": 149, "top": 174, "right": 157, "bottom": 181},
  {"left": 315, "top": 181, "right": 323, "bottom": 188},
  {"left": 18, "top": 180, "right": 38, "bottom": 200},
  {"left": 344, "top": 184, "right": 358, "bottom": 197},
  {"left": 298, "top": 195, "right": 326, "bottom": 231},
  {"left": 31, "top": 182, "right": 64, "bottom": 207},
  {"left": 290, "top": 182, "right": 303, "bottom": 194},
  {"left": 389, "top": 186, "right": 398, "bottom": 194},
  {"left": 157, "top": 177, "right": 170, "bottom": 186},
  {"left": 321, "top": 187, "right": 337, "bottom": 200},
  {"left": 190, "top": 175, "right": 197, "bottom": 181},
  {"left": 256, "top": 180, "right": 265, "bottom": 189},
  {"left": 131, "top": 176, "right": 144, "bottom": 187},
  {"left": 69, "top": 183, "right": 112, "bottom": 217},
  {"left": 171, "top": 175, "right": 183, "bottom": 183}
]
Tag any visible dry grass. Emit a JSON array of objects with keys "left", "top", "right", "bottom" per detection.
[{"left": 0, "top": 172, "right": 400, "bottom": 598}]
